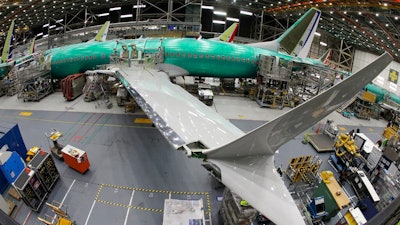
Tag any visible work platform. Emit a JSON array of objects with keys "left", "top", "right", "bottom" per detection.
[{"left": 308, "top": 133, "right": 335, "bottom": 152}]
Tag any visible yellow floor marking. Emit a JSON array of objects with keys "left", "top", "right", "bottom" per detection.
[
  {"left": 97, "top": 184, "right": 210, "bottom": 214},
  {"left": 19, "top": 111, "right": 32, "bottom": 116},
  {"left": 134, "top": 118, "right": 153, "bottom": 124},
  {"left": 339, "top": 126, "right": 347, "bottom": 131}
]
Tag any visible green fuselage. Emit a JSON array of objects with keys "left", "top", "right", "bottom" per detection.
[{"left": 47, "top": 38, "right": 312, "bottom": 79}]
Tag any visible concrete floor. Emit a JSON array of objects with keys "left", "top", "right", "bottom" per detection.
[{"left": 0, "top": 92, "right": 389, "bottom": 225}]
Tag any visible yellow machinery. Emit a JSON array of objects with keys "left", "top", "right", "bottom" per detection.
[
  {"left": 285, "top": 155, "right": 322, "bottom": 184},
  {"left": 331, "top": 133, "right": 362, "bottom": 171},
  {"left": 383, "top": 121, "right": 399, "bottom": 140},
  {"left": 26, "top": 146, "right": 41, "bottom": 162},
  {"left": 320, "top": 170, "right": 334, "bottom": 184},
  {"left": 334, "top": 133, "right": 360, "bottom": 157},
  {"left": 37, "top": 202, "right": 75, "bottom": 225},
  {"left": 45, "top": 129, "right": 64, "bottom": 160}
]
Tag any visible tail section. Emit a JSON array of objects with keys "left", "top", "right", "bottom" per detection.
[
  {"left": 247, "top": 8, "right": 321, "bottom": 58},
  {"left": 204, "top": 53, "right": 392, "bottom": 225},
  {"left": 29, "top": 38, "right": 36, "bottom": 54},
  {"left": 92, "top": 21, "right": 110, "bottom": 42},
  {"left": 210, "top": 22, "right": 239, "bottom": 42},
  {"left": 1, "top": 19, "right": 15, "bottom": 63}
]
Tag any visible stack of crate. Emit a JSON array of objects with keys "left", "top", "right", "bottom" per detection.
[{"left": 220, "top": 188, "right": 257, "bottom": 225}]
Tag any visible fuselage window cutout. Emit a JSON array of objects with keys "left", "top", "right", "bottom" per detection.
[
  {"left": 199, "top": 54, "right": 204, "bottom": 59},
  {"left": 211, "top": 55, "right": 215, "bottom": 60},
  {"left": 226, "top": 56, "right": 230, "bottom": 61},
  {"left": 194, "top": 54, "right": 198, "bottom": 59},
  {"left": 176, "top": 52, "right": 180, "bottom": 57},
  {"left": 165, "top": 52, "right": 169, "bottom": 57},
  {"left": 182, "top": 53, "right": 186, "bottom": 58},
  {"left": 171, "top": 52, "right": 175, "bottom": 57},
  {"left": 205, "top": 54, "right": 209, "bottom": 59},
  {"left": 221, "top": 55, "right": 225, "bottom": 60},
  {"left": 246, "top": 58, "right": 250, "bottom": 63},
  {"left": 188, "top": 53, "right": 192, "bottom": 58},
  {"left": 241, "top": 58, "right": 245, "bottom": 62},
  {"left": 216, "top": 55, "right": 220, "bottom": 60},
  {"left": 232, "top": 56, "right": 235, "bottom": 61}
]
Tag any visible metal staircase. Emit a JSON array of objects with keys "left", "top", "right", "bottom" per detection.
[{"left": 336, "top": 94, "right": 358, "bottom": 113}]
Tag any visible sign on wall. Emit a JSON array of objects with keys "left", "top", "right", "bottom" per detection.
[{"left": 389, "top": 69, "right": 398, "bottom": 84}]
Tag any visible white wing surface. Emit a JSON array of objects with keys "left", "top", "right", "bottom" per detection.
[
  {"left": 102, "top": 52, "right": 391, "bottom": 225},
  {"left": 112, "top": 65, "right": 244, "bottom": 150}
]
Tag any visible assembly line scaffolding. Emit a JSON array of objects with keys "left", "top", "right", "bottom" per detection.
[
  {"left": 13, "top": 54, "right": 53, "bottom": 102},
  {"left": 256, "top": 55, "right": 336, "bottom": 108}
]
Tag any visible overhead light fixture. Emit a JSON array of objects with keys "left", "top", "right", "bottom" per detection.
[
  {"left": 56, "top": 19, "right": 63, "bottom": 23},
  {"left": 109, "top": 7, "right": 121, "bottom": 11},
  {"left": 201, "top": 5, "right": 214, "bottom": 10},
  {"left": 213, "top": 20, "right": 225, "bottom": 24},
  {"left": 49, "top": 25, "right": 56, "bottom": 29},
  {"left": 36, "top": 32, "right": 43, "bottom": 37},
  {"left": 42, "top": 23, "right": 49, "bottom": 28},
  {"left": 121, "top": 14, "right": 133, "bottom": 18},
  {"left": 320, "top": 41, "right": 327, "bottom": 46},
  {"left": 227, "top": 17, "right": 239, "bottom": 22},
  {"left": 133, "top": 4, "right": 146, "bottom": 8},
  {"left": 97, "top": 13, "right": 109, "bottom": 17},
  {"left": 315, "top": 32, "right": 321, "bottom": 36},
  {"left": 214, "top": 11, "right": 227, "bottom": 16},
  {"left": 240, "top": 10, "right": 252, "bottom": 16}
]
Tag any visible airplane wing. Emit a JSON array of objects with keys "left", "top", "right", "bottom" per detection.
[
  {"left": 110, "top": 65, "right": 244, "bottom": 150},
  {"left": 97, "top": 52, "right": 391, "bottom": 225}
]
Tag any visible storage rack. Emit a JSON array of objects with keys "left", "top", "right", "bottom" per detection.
[
  {"left": 13, "top": 170, "right": 48, "bottom": 212},
  {"left": 28, "top": 151, "right": 59, "bottom": 191}
]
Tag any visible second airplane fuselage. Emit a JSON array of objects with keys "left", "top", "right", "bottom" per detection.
[{"left": 47, "top": 38, "right": 304, "bottom": 79}]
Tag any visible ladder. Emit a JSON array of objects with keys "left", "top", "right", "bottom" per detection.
[
  {"left": 336, "top": 94, "right": 358, "bottom": 113},
  {"left": 83, "top": 74, "right": 100, "bottom": 102}
]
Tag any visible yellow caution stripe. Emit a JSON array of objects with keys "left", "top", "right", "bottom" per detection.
[
  {"left": 96, "top": 199, "right": 163, "bottom": 213},
  {"left": 134, "top": 118, "right": 152, "bottom": 124},
  {"left": 19, "top": 111, "right": 32, "bottom": 116}
]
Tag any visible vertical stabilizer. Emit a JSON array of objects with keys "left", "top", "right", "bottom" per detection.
[
  {"left": 93, "top": 21, "right": 110, "bottom": 42},
  {"left": 247, "top": 8, "right": 321, "bottom": 58},
  {"left": 288, "top": 8, "right": 321, "bottom": 58},
  {"left": 210, "top": 23, "right": 239, "bottom": 42},
  {"left": 29, "top": 38, "right": 36, "bottom": 54},
  {"left": 1, "top": 19, "right": 15, "bottom": 63}
]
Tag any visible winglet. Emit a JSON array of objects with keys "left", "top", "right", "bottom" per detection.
[
  {"left": 210, "top": 23, "right": 239, "bottom": 42},
  {"left": 1, "top": 19, "right": 15, "bottom": 63},
  {"left": 93, "top": 21, "right": 110, "bottom": 42},
  {"left": 247, "top": 8, "right": 321, "bottom": 58}
]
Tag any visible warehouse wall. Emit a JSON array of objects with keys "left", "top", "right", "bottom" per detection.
[{"left": 353, "top": 50, "right": 400, "bottom": 96}]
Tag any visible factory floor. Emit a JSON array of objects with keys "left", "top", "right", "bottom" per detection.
[{"left": 0, "top": 91, "right": 388, "bottom": 225}]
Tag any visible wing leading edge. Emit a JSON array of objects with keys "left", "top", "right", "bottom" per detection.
[{"left": 104, "top": 52, "right": 391, "bottom": 225}]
